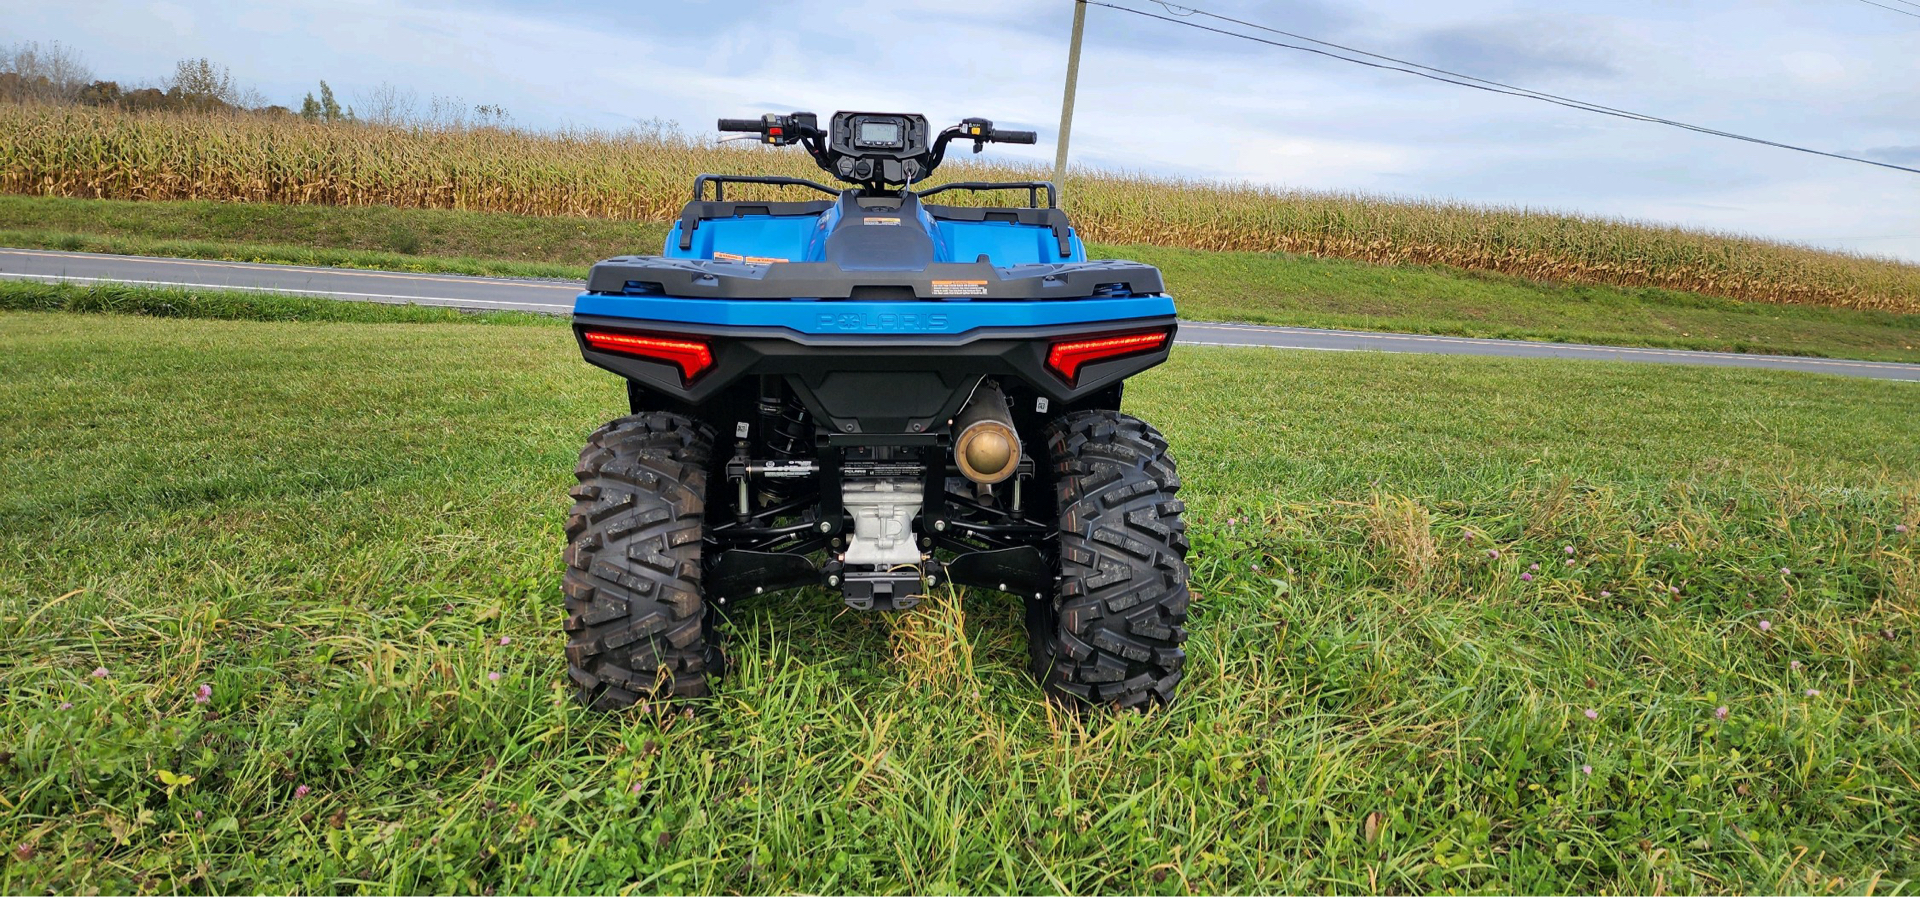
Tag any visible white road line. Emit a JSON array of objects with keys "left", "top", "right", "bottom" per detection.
[
  {"left": 1179, "top": 339, "right": 1354, "bottom": 352},
  {"left": 0, "top": 247, "right": 584, "bottom": 290},
  {"left": 0, "top": 272, "right": 574, "bottom": 310},
  {"left": 1180, "top": 322, "right": 1912, "bottom": 371}
]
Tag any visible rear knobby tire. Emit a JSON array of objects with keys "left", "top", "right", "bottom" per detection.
[
  {"left": 563, "top": 412, "right": 718, "bottom": 709},
  {"left": 1029, "top": 410, "right": 1191, "bottom": 709}
]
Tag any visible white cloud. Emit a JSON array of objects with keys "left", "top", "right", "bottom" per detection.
[{"left": 1778, "top": 51, "right": 1850, "bottom": 88}]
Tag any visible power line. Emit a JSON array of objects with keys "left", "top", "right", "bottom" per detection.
[
  {"left": 1122, "top": 0, "right": 1920, "bottom": 175},
  {"left": 1151, "top": 1, "right": 1696, "bottom": 122},
  {"left": 1082, "top": 0, "right": 1920, "bottom": 176},
  {"left": 1848, "top": 0, "right": 1920, "bottom": 19},
  {"left": 1147, "top": 0, "right": 1895, "bottom": 160}
]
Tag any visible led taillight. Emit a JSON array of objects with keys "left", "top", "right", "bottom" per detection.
[
  {"left": 1045, "top": 330, "right": 1170, "bottom": 384},
  {"left": 580, "top": 330, "right": 715, "bottom": 383}
]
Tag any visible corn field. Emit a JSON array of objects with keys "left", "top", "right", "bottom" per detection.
[{"left": 5, "top": 104, "right": 1917, "bottom": 313}]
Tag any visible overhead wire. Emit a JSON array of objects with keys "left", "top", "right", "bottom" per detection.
[
  {"left": 1079, "top": 0, "right": 1920, "bottom": 175},
  {"left": 1846, "top": 0, "right": 1920, "bottom": 19}
]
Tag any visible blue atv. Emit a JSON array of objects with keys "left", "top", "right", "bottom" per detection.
[{"left": 564, "top": 110, "right": 1189, "bottom": 709}]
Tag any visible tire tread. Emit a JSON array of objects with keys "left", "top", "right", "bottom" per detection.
[
  {"left": 1029, "top": 410, "right": 1190, "bottom": 709},
  {"left": 563, "top": 412, "right": 716, "bottom": 709}
]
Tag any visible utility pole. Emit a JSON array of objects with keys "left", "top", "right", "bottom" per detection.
[{"left": 1053, "top": 0, "right": 1087, "bottom": 193}]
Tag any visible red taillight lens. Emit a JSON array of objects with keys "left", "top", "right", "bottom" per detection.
[
  {"left": 580, "top": 330, "right": 715, "bottom": 383},
  {"left": 1045, "top": 330, "right": 1170, "bottom": 384}
]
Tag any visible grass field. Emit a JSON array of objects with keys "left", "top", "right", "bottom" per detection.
[
  {"left": 7, "top": 195, "right": 1919, "bottom": 362},
  {"left": 5, "top": 105, "right": 1919, "bottom": 313},
  {"left": 2, "top": 301, "right": 1916, "bottom": 893}
]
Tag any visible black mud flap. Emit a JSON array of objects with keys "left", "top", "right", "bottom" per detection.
[
  {"left": 708, "top": 550, "right": 820, "bottom": 602},
  {"left": 941, "top": 546, "right": 1053, "bottom": 601}
]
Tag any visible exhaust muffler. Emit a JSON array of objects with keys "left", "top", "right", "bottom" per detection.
[{"left": 953, "top": 381, "right": 1020, "bottom": 485}]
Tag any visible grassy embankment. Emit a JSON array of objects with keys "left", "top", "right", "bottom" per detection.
[
  {"left": 3, "top": 103, "right": 1919, "bottom": 316},
  {"left": 2, "top": 299, "right": 1916, "bottom": 893},
  {"left": 5, "top": 195, "right": 1917, "bottom": 362}
]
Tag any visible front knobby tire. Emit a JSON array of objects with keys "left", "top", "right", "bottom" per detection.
[
  {"left": 563, "top": 412, "right": 719, "bottom": 709},
  {"left": 1029, "top": 410, "right": 1192, "bottom": 709}
]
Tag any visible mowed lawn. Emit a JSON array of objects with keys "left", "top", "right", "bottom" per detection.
[{"left": 1, "top": 309, "right": 1917, "bottom": 894}]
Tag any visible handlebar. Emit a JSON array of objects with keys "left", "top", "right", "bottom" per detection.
[{"left": 712, "top": 111, "right": 1038, "bottom": 190}]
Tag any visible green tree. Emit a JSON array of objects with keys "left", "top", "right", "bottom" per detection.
[
  {"left": 168, "top": 57, "right": 235, "bottom": 111},
  {"left": 75, "top": 80, "right": 122, "bottom": 106},
  {"left": 318, "top": 80, "right": 341, "bottom": 122},
  {"left": 299, "top": 92, "right": 320, "bottom": 120}
]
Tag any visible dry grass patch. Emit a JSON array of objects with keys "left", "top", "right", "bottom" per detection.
[{"left": 1364, "top": 493, "right": 1440, "bottom": 593}]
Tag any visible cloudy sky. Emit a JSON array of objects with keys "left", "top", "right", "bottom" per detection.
[{"left": 14, "top": 0, "right": 1920, "bottom": 261}]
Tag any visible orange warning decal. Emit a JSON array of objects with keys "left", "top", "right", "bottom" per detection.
[
  {"left": 930, "top": 280, "right": 989, "bottom": 296},
  {"left": 713, "top": 251, "right": 789, "bottom": 264}
]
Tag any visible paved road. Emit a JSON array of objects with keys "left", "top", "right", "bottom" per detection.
[{"left": 5, "top": 247, "right": 1917, "bottom": 382}]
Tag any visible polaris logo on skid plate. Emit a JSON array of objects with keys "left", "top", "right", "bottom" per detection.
[{"left": 817, "top": 312, "right": 950, "bottom": 332}]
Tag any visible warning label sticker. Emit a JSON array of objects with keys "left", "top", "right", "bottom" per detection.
[
  {"left": 713, "top": 251, "right": 789, "bottom": 264},
  {"left": 862, "top": 217, "right": 901, "bottom": 226},
  {"left": 931, "top": 280, "right": 989, "bottom": 296}
]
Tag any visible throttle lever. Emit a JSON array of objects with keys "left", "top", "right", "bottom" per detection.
[{"left": 958, "top": 117, "right": 995, "bottom": 153}]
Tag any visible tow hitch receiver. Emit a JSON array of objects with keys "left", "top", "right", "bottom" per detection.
[{"left": 840, "top": 567, "right": 925, "bottom": 611}]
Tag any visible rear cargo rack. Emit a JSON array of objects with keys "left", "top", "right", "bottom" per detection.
[
  {"left": 693, "top": 174, "right": 841, "bottom": 202},
  {"left": 917, "top": 180, "right": 1058, "bottom": 209}
]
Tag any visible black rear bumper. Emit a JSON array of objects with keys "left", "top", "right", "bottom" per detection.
[{"left": 573, "top": 314, "right": 1176, "bottom": 435}]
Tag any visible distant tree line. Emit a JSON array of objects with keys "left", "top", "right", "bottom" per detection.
[{"left": 0, "top": 39, "right": 509, "bottom": 128}]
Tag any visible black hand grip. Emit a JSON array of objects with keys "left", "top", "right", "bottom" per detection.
[
  {"left": 717, "top": 118, "right": 764, "bottom": 133},
  {"left": 994, "top": 129, "right": 1037, "bottom": 144}
]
